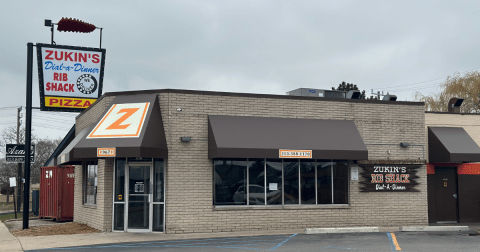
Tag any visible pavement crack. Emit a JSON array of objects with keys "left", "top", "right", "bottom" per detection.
[{"left": 14, "top": 235, "right": 25, "bottom": 251}]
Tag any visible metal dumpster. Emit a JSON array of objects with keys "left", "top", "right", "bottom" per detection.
[
  {"left": 40, "top": 166, "right": 75, "bottom": 221},
  {"left": 32, "top": 190, "right": 39, "bottom": 216}
]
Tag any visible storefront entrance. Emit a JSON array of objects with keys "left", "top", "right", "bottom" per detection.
[
  {"left": 435, "top": 167, "right": 458, "bottom": 223},
  {"left": 114, "top": 158, "right": 165, "bottom": 232},
  {"left": 127, "top": 165, "right": 151, "bottom": 231}
]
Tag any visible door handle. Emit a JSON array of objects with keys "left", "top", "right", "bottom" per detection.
[{"left": 453, "top": 193, "right": 457, "bottom": 199}]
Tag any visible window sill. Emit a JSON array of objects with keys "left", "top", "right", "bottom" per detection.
[
  {"left": 213, "top": 205, "right": 350, "bottom": 211},
  {"left": 83, "top": 204, "right": 97, "bottom": 209}
]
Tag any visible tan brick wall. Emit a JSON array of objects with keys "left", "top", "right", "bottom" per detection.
[
  {"left": 74, "top": 96, "right": 115, "bottom": 231},
  {"left": 73, "top": 158, "right": 114, "bottom": 232},
  {"left": 161, "top": 92, "right": 428, "bottom": 233},
  {"left": 76, "top": 96, "right": 115, "bottom": 135},
  {"left": 74, "top": 91, "right": 428, "bottom": 233},
  {"left": 425, "top": 113, "right": 480, "bottom": 162}
]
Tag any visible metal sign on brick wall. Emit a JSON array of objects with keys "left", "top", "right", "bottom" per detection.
[
  {"left": 359, "top": 164, "right": 421, "bottom": 192},
  {"left": 5, "top": 144, "right": 35, "bottom": 163}
]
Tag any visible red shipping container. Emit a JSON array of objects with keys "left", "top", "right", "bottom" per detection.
[{"left": 40, "top": 166, "right": 75, "bottom": 221}]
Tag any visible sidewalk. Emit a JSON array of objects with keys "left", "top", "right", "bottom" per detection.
[
  {"left": 0, "top": 220, "right": 22, "bottom": 252},
  {"left": 0, "top": 220, "right": 303, "bottom": 252},
  {"left": 1, "top": 221, "right": 479, "bottom": 252}
]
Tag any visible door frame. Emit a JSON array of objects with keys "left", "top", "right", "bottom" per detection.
[
  {"left": 112, "top": 159, "right": 166, "bottom": 233},
  {"left": 434, "top": 167, "right": 459, "bottom": 223},
  {"left": 126, "top": 162, "right": 153, "bottom": 232}
]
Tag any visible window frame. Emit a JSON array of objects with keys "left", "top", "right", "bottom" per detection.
[
  {"left": 213, "top": 158, "right": 350, "bottom": 207},
  {"left": 83, "top": 161, "right": 98, "bottom": 206}
]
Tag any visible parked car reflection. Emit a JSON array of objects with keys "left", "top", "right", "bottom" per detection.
[{"left": 233, "top": 185, "right": 282, "bottom": 205}]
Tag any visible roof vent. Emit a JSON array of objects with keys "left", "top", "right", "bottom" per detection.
[
  {"left": 346, "top": 90, "right": 361, "bottom": 99},
  {"left": 382, "top": 95, "right": 397, "bottom": 101},
  {"left": 448, "top": 98, "right": 464, "bottom": 113}
]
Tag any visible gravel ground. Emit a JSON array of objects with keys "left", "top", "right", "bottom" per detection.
[
  {"left": 4, "top": 218, "right": 99, "bottom": 236},
  {"left": 10, "top": 222, "right": 100, "bottom": 236}
]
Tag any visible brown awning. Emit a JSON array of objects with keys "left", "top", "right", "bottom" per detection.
[
  {"left": 208, "top": 115, "right": 368, "bottom": 160},
  {"left": 72, "top": 94, "right": 168, "bottom": 159},
  {"left": 428, "top": 127, "right": 480, "bottom": 163},
  {"left": 57, "top": 125, "right": 94, "bottom": 165}
]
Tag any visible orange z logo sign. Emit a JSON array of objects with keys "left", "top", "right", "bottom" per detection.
[
  {"left": 87, "top": 103, "right": 150, "bottom": 139},
  {"left": 106, "top": 108, "right": 140, "bottom": 130}
]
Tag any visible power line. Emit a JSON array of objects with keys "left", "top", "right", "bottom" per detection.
[
  {"left": 33, "top": 123, "right": 71, "bottom": 131},
  {"left": 386, "top": 82, "right": 445, "bottom": 92},
  {"left": 371, "top": 66, "right": 480, "bottom": 89},
  {"left": 0, "top": 106, "right": 22, "bottom": 110}
]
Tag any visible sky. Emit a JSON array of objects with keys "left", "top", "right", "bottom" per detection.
[{"left": 1, "top": 0, "right": 480, "bottom": 142}]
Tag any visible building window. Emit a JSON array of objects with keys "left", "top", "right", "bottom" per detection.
[
  {"left": 213, "top": 159, "right": 349, "bottom": 206},
  {"left": 83, "top": 161, "right": 98, "bottom": 205},
  {"left": 214, "top": 159, "right": 247, "bottom": 205}
]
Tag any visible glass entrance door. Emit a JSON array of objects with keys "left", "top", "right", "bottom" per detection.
[
  {"left": 127, "top": 165, "right": 151, "bottom": 231},
  {"left": 114, "top": 159, "right": 164, "bottom": 232}
]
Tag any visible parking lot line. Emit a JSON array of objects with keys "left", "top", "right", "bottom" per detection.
[
  {"left": 387, "top": 233, "right": 401, "bottom": 251},
  {"left": 270, "top": 233, "right": 297, "bottom": 250}
]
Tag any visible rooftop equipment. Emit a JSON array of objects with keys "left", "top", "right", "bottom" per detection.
[
  {"left": 448, "top": 97, "right": 464, "bottom": 113},
  {"left": 382, "top": 95, "right": 397, "bottom": 101},
  {"left": 287, "top": 88, "right": 346, "bottom": 98}
]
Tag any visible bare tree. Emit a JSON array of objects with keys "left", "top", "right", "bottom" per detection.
[
  {"left": 1, "top": 125, "right": 62, "bottom": 184},
  {"left": 415, "top": 71, "right": 480, "bottom": 113},
  {"left": 31, "top": 138, "right": 61, "bottom": 184}
]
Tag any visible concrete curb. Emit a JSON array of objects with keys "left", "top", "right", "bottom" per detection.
[
  {"left": 4, "top": 217, "right": 40, "bottom": 223},
  {"left": 401, "top": 226, "right": 470, "bottom": 232},
  {"left": 305, "top": 227, "right": 379, "bottom": 234}
]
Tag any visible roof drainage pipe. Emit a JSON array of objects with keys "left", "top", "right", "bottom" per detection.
[{"left": 364, "top": 143, "right": 425, "bottom": 160}]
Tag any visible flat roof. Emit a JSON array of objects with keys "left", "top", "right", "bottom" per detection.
[
  {"left": 426, "top": 111, "right": 480, "bottom": 116},
  {"left": 78, "top": 89, "right": 424, "bottom": 119}
]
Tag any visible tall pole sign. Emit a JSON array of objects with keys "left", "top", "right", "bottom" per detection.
[
  {"left": 23, "top": 18, "right": 105, "bottom": 229},
  {"left": 24, "top": 42, "right": 33, "bottom": 230}
]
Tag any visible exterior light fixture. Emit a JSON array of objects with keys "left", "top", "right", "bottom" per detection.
[
  {"left": 180, "top": 137, "right": 191, "bottom": 142},
  {"left": 176, "top": 108, "right": 183, "bottom": 112},
  {"left": 400, "top": 142, "right": 410, "bottom": 148}
]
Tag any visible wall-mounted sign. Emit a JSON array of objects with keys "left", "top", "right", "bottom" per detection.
[
  {"left": 351, "top": 166, "right": 359, "bottom": 181},
  {"left": 5, "top": 144, "right": 35, "bottom": 163},
  {"left": 359, "top": 164, "right": 421, "bottom": 192},
  {"left": 279, "top": 149, "right": 312, "bottom": 158},
  {"left": 36, "top": 44, "right": 106, "bottom": 112},
  {"left": 97, "top": 147, "right": 116, "bottom": 157},
  {"left": 88, "top": 102, "right": 150, "bottom": 139}
]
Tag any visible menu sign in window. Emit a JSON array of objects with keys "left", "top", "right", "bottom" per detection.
[{"left": 359, "top": 164, "right": 421, "bottom": 192}]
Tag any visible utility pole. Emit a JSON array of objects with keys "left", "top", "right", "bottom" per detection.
[{"left": 16, "top": 106, "right": 23, "bottom": 213}]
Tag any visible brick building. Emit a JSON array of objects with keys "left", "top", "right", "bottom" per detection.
[
  {"left": 425, "top": 99, "right": 480, "bottom": 223},
  {"left": 56, "top": 89, "right": 428, "bottom": 233}
]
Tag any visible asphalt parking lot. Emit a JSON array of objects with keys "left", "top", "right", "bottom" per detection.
[{"left": 27, "top": 230, "right": 480, "bottom": 252}]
